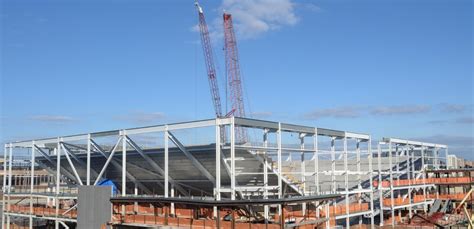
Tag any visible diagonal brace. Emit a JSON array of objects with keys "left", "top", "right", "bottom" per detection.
[
  {"left": 125, "top": 136, "right": 187, "bottom": 196},
  {"left": 90, "top": 138, "right": 152, "bottom": 194},
  {"left": 34, "top": 145, "right": 77, "bottom": 182},
  {"left": 60, "top": 144, "right": 83, "bottom": 186},
  {"left": 61, "top": 143, "right": 99, "bottom": 177},
  {"left": 93, "top": 137, "right": 122, "bottom": 185},
  {"left": 167, "top": 131, "right": 215, "bottom": 185}
]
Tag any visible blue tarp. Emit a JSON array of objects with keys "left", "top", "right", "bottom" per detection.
[{"left": 98, "top": 179, "right": 118, "bottom": 195}]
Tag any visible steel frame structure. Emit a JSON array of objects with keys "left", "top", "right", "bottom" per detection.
[
  {"left": 2, "top": 117, "right": 451, "bottom": 228},
  {"left": 377, "top": 137, "right": 448, "bottom": 226}
]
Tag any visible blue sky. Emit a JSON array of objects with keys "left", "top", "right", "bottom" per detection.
[{"left": 1, "top": 0, "right": 472, "bottom": 158}]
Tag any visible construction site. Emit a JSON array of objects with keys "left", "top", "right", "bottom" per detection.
[{"left": 1, "top": 1, "right": 473, "bottom": 229}]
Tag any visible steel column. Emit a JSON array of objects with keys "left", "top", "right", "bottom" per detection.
[
  {"left": 300, "top": 133, "right": 306, "bottom": 216},
  {"left": 230, "top": 118, "right": 236, "bottom": 200},
  {"left": 343, "top": 137, "right": 349, "bottom": 228},
  {"left": 407, "top": 146, "right": 413, "bottom": 219},
  {"left": 314, "top": 128, "right": 319, "bottom": 195},
  {"left": 29, "top": 141, "right": 35, "bottom": 229},
  {"left": 87, "top": 134, "right": 91, "bottom": 185},
  {"left": 277, "top": 122, "right": 282, "bottom": 216},
  {"left": 214, "top": 122, "right": 221, "bottom": 219},
  {"left": 378, "top": 143, "right": 383, "bottom": 226},
  {"left": 331, "top": 137, "right": 336, "bottom": 193},
  {"left": 263, "top": 129, "right": 269, "bottom": 220},
  {"left": 389, "top": 142, "right": 395, "bottom": 226},
  {"left": 368, "top": 138, "right": 375, "bottom": 228},
  {"left": 164, "top": 126, "right": 169, "bottom": 198},
  {"left": 2, "top": 144, "right": 7, "bottom": 229},
  {"left": 122, "top": 131, "right": 127, "bottom": 216},
  {"left": 55, "top": 140, "right": 60, "bottom": 229}
]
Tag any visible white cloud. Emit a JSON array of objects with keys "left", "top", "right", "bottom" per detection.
[
  {"left": 439, "top": 103, "right": 468, "bottom": 113},
  {"left": 220, "top": 0, "right": 299, "bottom": 39},
  {"left": 299, "top": 3, "right": 321, "bottom": 12},
  {"left": 30, "top": 115, "right": 76, "bottom": 123},
  {"left": 303, "top": 104, "right": 435, "bottom": 120},
  {"left": 370, "top": 105, "right": 431, "bottom": 116}
]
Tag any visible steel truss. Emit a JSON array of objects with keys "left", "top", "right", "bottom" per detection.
[{"left": 2, "top": 117, "right": 450, "bottom": 228}]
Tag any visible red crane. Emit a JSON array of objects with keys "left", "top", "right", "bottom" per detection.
[
  {"left": 194, "top": 1, "right": 223, "bottom": 119},
  {"left": 223, "top": 13, "right": 248, "bottom": 142}
]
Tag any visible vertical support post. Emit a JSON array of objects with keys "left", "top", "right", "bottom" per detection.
[
  {"left": 313, "top": 129, "right": 320, "bottom": 219},
  {"left": 343, "top": 137, "right": 349, "bottom": 228},
  {"left": 134, "top": 183, "right": 138, "bottom": 213},
  {"left": 230, "top": 118, "right": 236, "bottom": 200},
  {"left": 325, "top": 203, "right": 330, "bottom": 229},
  {"left": 300, "top": 133, "right": 306, "bottom": 216},
  {"left": 389, "top": 142, "right": 395, "bottom": 226},
  {"left": 55, "top": 139, "right": 60, "bottom": 229},
  {"left": 396, "top": 145, "right": 400, "bottom": 185},
  {"left": 314, "top": 129, "right": 319, "bottom": 195},
  {"left": 2, "top": 144, "right": 8, "bottom": 229},
  {"left": 378, "top": 143, "right": 383, "bottom": 226},
  {"left": 263, "top": 128, "right": 269, "bottom": 221},
  {"left": 368, "top": 138, "right": 375, "bottom": 228},
  {"left": 170, "top": 184, "right": 175, "bottom": 215},
  {"left": 280, "top": 204, "right": 285, "bottom": 229},
  {"left": 330, "top": 136, "right": 336, "bottom": 221},
  {"left": 421, "top": 145, "right": 427, "bottom": 212},
  {"left": 86, "top": 134, "right": 91, "bottom": 185},
  {"left": 164, "top": 126, "right": 169, "bottom": 198},
  {"left": 122, "top": 131, "right": 127, "bottom": 216},
  {"left": 214, "top": 120, "right": 221, "bottom": 218},
  {"left": 231, "top": 207, "right": 235, "bottom": 229},
  {"left": 277, "top": 123, "right": 282, "bottom": 214},
  {"left": 216, "top": 206, "right": 221, "bottom": 228},
  {"left": 6, "top": 144, "right": 12, "bottom": 229},
  {"left": 445, "top": 147, "right": 448, "bottom": 169},
  {"left": 331, "top": 137, "right": 336, "bottom": 194},
  {"left": 30, "top": 141, "right": 35, "bottom": 229},
  {"left": 356, "top": 139, "right": 362, "bottom": 226},
  {"left": 407, "top": 146, "right": 412, "bottom": 219}
]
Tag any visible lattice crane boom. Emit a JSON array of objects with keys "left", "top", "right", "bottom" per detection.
[
  {"left": 223, "top": 13, "right": 248, "bottom": 142},
  {"left": 195, "top": 1, "right": 223, "bottom": 119}
]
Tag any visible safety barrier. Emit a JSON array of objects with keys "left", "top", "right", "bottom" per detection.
[
  {"left": 374, "top": 177, "right": 473, "bottom": 188},
  {"left": 7, "top": 204, "right": 77, "bottom": 219},
  {"left": 382, "top": 195, "right": 428, "bottom": 207},
  {"left": 112, "top": 212, "right": 322, "bottom": 229},
  {"left": 320, "top": 203, "right": 370, "bottom": 217},
  {"left": 427, "top": 193, "right": 474, "bottom": 200}
]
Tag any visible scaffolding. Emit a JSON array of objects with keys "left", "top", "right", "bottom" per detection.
[{"left": 1, "top": 117, "right": 459, "bottom": 228}]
